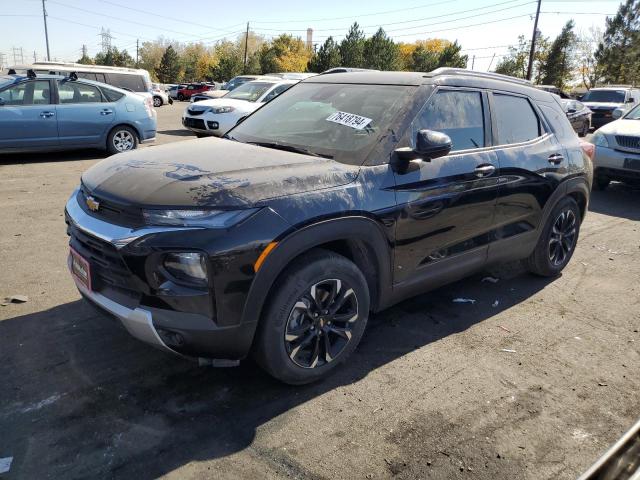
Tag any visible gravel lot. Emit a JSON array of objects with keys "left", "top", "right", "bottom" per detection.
[{"left": 0, "top": 102, "right": 638, "bottom": 479}]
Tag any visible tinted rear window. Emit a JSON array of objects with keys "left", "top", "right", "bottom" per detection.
[
  {"left": 493, "top": 94, "right": 540, "bottom": 145},
  {"left": 105, "top": 73, "right": 146, "bottom": 92}
]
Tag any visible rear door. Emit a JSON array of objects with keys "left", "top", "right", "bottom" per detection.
[
  {"left": 0, "top": 79, "right": 58, "bottom": 149},
  {"left": 487, "top": 91, "right": 568, "bottom": 262},
  {"left": 55, "top": 80, "right": 117, "bottom": 147},
  {"left": 392, "top": 88, "right": 499, "bottom": 284}
]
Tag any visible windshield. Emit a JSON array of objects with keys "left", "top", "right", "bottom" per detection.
[
  {"left": 226, "top": 82, "right": 274, "bottom": 102},
  {"left": 582, "top": 90, "right": 626, "bottom": 103},
  {"left": 624, "top": 104, "right": 640, "bottom": 120},
  {"left": 227, "top": 82, "right": 415, "bottom": 165}
]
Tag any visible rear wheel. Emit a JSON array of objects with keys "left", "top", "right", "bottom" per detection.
[
  {"left": 524, "top": 197, "right": 581, "bottom": 277},
  {"left": 153, "top": 96, "right": 162, "bottom": 107},
  {"left": 593, "top": 176, "right": 610, "bottom": 191},
  {"left": 107, "top": 126, "right": 138, "bottom": 154},
  {"left": 254, "top": 249, "right": 370, "bottom": 385},
  {"left": 177, "top": 93, "right": 185, "bottom": 101}
]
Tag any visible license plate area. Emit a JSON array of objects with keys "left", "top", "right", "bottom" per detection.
[
  {"left": 624, "top": 158, "right": 640, "bottom": 170},
  {"left": 70, "top": 247, "right": 92, "bottom": 291}
]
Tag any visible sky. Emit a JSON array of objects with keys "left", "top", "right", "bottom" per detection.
[{"left": 0, "top": 0, "right": 622, "bottom": 72}]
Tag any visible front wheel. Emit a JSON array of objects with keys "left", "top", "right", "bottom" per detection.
[
  {"left": 153, "top": 96, "right": 162, "bottom": 107},
  {"left": 524, "top": 197, "right": 581, "bottom": 277},
  {"left": 253, "top": 249, "right": 370, "bottom": 385},
  {"left": 107, "top": 126, "right": 139, "bottom": 154},
  {"left": 177, "top": 93, "right": 185, "bottom": 101}
]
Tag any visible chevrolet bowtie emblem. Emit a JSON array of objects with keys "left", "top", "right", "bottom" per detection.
[{"left": 86, "top": 195, "right": 100, "bottom": 212}]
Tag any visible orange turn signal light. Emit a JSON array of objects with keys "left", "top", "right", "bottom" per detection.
[{"left": 254, "top": 242, "right": 278, "bottom": 272}]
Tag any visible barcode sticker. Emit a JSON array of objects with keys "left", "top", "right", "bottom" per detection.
[{"left": 326, "top": 111, "right": 373, "bottom": 130}]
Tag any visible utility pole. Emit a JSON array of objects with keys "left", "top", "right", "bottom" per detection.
[
  {"left": 243, "top": 22, "right": 249, "bottom": 73},
  {"left": 526, "top": 0, "right": 542, "bottom": 81},
  {"left": 471, "top": 55, "right": 475, "bottom": 70},
  {"left": 33, "top": 51, "right": 37, "bottom": 62},
  {"left": 136, "top": 39, "right": 139, "bottom": 66},
  {"left": 487, "top": 53, "right": 496, "bottom": 71},
  {"left": 42, "top": 0, "right": 51, "bottom": 61}
]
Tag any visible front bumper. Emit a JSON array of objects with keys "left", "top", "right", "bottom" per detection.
[
  {"left": 593, "top": 145, "right": 640, "bottom": 182},
  {"left": 182, "top": 114, "right": 235, "bottom": 137}
]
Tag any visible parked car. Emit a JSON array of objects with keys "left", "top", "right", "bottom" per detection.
[
  {"left": 590, "top": 102, "right": 640, "bottom": 190},
  {"left": 0, "top": 72, "right": 156, "bottom": 154},
  {"left": 6, "top": 62, "right": 153, "bottom": 101},
  {"left": 581, "top": 86, "right": 640, "bottom": 129},
  {"left": 561, "top": 99, "right": 591, "bottom": 137},
  {"left": 222, "top": 75, "right": 270, "bottom": 91},
  {"left": 265, "top": 72, "right": 318, "bottom": 80},
  {"left": 65, "top": 68, "right": 591, "bottom": 384},
  {"left": 182, "top": 79, "right": 296, "bottom": 137},
  {"left": 151, "top": 83, "right": 171, "bottom": 107},
  {"left": 176, "top": 83, "right": 215, "bottom": 101},
  {"left": 167, "top": 84, "right": 185, "bottom": 100},
  {"left": 535, "top": 84, "right": 570, "bottom": 98}
]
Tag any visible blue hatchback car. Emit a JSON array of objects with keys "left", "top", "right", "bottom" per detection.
[{"left": 0, "top": 72, "right": 157, "bottom": 154}]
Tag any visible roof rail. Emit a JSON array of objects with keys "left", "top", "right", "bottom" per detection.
[{"left": 426, "top": 68, "right": 533, "bottom": 87}]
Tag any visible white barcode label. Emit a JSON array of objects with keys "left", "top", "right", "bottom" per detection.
[{"left": 326, "top": 111, "right": 372, "bottom": 130}]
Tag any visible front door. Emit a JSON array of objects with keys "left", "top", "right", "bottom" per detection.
[
  {"left": 392, "top": 88, "right": 499, "bottom": 285},
  {"left": 56, "top": 80, "right": 116, "bottom": 147},
  {"left": 0, "top": 79, "right": 58, "bottom": 149}
]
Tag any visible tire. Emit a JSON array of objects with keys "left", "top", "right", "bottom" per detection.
[
  {"left": 177, "top": 93, "right": 185, "bottom": 101},
  {"left": 578, "top": 121, "right": 588, "bottom": 137},
  {"left": 593, "top": 176, "right": 610, "bottom": 191},
  {"left": 253, "top": 249, "right": 370, "bottom": 385},
  {"left": 107, "top": 126, "right": 139, "bottom": 154},
  {"left": 195, "top": 133, "right": 207, "bottom": 138},
  {"left": 524, "top": 197, "right": 581, "bottom": 277},
  {"left": 153, "top": 96, "right": 162, "bottom": 107}
]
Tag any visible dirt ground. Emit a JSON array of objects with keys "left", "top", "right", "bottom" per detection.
[{"left": 0, "top": 103, "right": 638, "bottom": 479}]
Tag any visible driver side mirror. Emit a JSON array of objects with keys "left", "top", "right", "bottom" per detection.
[
  {"left": 395, "top": 129, "right": 452, "bottom": 162},
  {"left": 627, "top": 98, "right": 635, "bottom": 104}
]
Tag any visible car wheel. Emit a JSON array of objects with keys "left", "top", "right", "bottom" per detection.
[
  {"left": 253, "top": 249, "right": 370, "bottom": 385},
  {"left": 153, "top": 96, "right": 162, "bottom": 107},
  {"left": 524, "top": 197, "right": 581, "bottom": 277},
  {"left": 107, "top": 126, "right": 139, "bottom": 154},
  {"left": 578, "top": 122, "right": 588, "bottom": 137},
  {"left": 593, "top": 176, "right": 610, "bottom": 191},
  {"left": 195, "top": 133, "right": 207, "bottom": 138},
  {"left": 177, "top": 93, "right": 185, "bottom": 101}
]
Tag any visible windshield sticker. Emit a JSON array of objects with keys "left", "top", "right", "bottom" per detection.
[{"left": 326, "top": 111, "right": 372, "bottom": 130}]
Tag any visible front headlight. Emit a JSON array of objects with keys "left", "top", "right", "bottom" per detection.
[
  {"left": 211, "top": 106, "right": 235, "bottom": 114},
  {"left": 142, "top": 208, "right": 258, "bottom": 227},
  {"left": 163, "top": 252, "right": 207, "bottom": 286},
  {"left": 592, "top": 131, "right": 609, "bottom": 148}
]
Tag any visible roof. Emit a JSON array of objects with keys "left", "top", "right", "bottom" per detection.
[{"left": 305, "top": 71, "right": 427, "bottom": 86}]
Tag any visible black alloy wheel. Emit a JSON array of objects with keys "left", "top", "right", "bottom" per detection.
[
  {"left": 285, "top": 279, "right": 358, "bottom": 369},
  {"left": 548, "top": 209, "right": 577, "bottom": 267}
]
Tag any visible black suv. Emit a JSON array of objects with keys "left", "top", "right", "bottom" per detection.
[{"left": 65, "top": 68, "right": 593, "bottom": 384}]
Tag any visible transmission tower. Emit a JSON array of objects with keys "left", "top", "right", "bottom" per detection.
[
  {"left": 12, "top": 47, "right": 24, "bottom": 64},
  {"left": 100, "top": 28, "right": 113, "bottom": 53},
  {"left": 0, "top": 53, "right": 6, "bottom": 69}
]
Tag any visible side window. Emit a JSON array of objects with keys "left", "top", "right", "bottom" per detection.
[
  {"left": 77, "top": 72, "right": 98, "bottom": 81},
  {"left": 263, "top": 84, "right": 291, "bottom": 102},
  {"left": 493, "top": 94, "right": 541, "bottom": 145},
  {"left": 58, "top": 82, "right": 104, "bottom": 104},
  {"left": 106, "top": 73, "right": 145, "bottom": 92},
  {"left": 414, "top": 90, "right": 485, "bottom": 151},
  {"left": 101, "top": 87, "right": 125, "bottom": 102},
  {"left": 0, "top": 80, "right": 50, "bottom": 106}
]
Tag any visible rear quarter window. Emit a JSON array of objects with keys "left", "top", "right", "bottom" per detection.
[
  {"left": 492, "top": 94, "right": 541, "bottom": 145},
  {"left": 101, "top": 87, "right": 125, "bottom": 102}
]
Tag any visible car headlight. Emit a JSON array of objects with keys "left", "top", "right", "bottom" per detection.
[
  {"left": 142, "top": 208, "right": 258, "bottom": 227},
  {"left": 163, "top": 252, "right": 207, "bottom": 286},
  {"left": 211, "top": 106, "right": 235, "bottom": 114},
  {"left": 591, "top": 131, "right": 609, "bottom": 148}
]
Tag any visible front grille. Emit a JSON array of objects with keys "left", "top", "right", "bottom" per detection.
[
  {"left": 592, "top": 110, "right": 613, "bottom": 118},
  {"left": 67, "top": 222, "right": 139, "bottom": 301},
  {"left": 616, "top": 135, "right": 640, "bottom": 150},
  {"left": 78, "top": 187, "right": 145, "bottom": 228},
  {"left": 187, "top": 108, "right": 206, "bottom": 116},
  {"left": 184, "top": 117, "right": 206, "bottom": 129}
]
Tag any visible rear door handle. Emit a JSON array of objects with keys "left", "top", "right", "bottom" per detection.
[
  {"left": 474, "top": 164, "right": 496, "bottom": 177},
  {"left": 548, "top": 153, "right": 564, "bottom": 165},
  {"left": 100, "top": 109, "right": 113, "bottom": 115},
  {"left": 40, "top": 111, "right": 55, "bottom": 118}
]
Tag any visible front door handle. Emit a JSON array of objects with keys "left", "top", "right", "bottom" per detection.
[
  {"left": 100, "top": 109, "right": 113, "bottom": 115},
  {"left": 474, "top": 164, "right": 496, "bottom": 177},
  {"left": 548, "top": 153, "right": 564, "bottom": 165},
  {"left": 40, "top": 111, "right": 55, "bottom": 118}
]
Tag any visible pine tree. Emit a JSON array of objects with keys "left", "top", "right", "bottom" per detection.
[
  {"left": 339, "top": 23, "right": 366, "bottom": 68},
  {"left": 540, "top": 20, "right": 577, "bottom": 89},
  {"left": 363, "top": 28, "right": 400, "bottom": 70},
  {"left": 308, "top": 36, "right": 342, "bottom": 72},
  {"left": 156, "top": 46, "right": 181, "bottom": 83}
]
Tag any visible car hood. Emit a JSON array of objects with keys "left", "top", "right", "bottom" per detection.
[
  {"left": 187, "top": 98, "right": 260, "bottom": 111},
  {"left": 597, "top": 119, "right": 640, "bottom": 136},
  {"left": 81, "top": 138, "right": 359, "bottom": 207},
  {"left": 582, "top": 102, "right": 622, "bottom": 110}
]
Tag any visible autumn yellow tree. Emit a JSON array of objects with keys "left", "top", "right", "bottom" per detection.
[{"left": 260, "top": 34, "right": 310, "bottom": 73}]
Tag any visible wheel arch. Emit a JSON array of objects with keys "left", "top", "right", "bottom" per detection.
[
  {"left": 240, "top": 216, "right": 393, "bottom": 327},
  {"left": 565, "top": 176, "right": 590, "bottom": 222}
]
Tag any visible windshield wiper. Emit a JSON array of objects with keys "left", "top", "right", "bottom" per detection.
[{"left": 247, "top": 141, "right": 333, "bottom": 159}]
